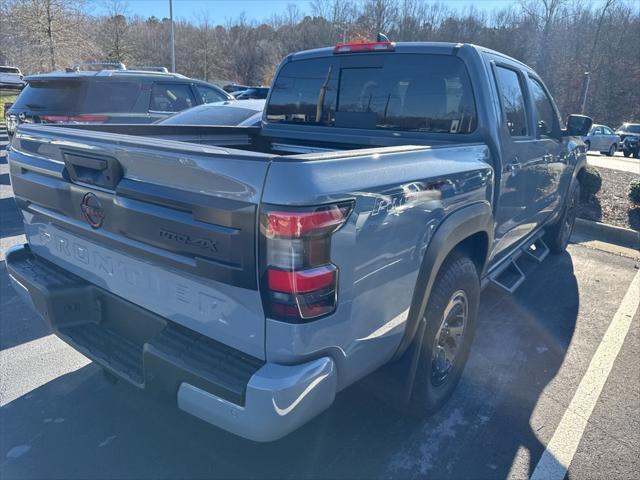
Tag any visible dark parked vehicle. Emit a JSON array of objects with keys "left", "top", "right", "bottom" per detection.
[
  {"left": 234, "top": 87, "right": 269, "bottom": 99},
  {"left": 5, "top": 68, "right": 232, "bottom": 137},
  {"left": 159, "top": 99, "right": 265, "bottom": 127},
  {"left": 7, "top": 41, "right": 592, "bottom": 442},
  {"left": 223, "top": 83, "right": 250, "bottom": 93},
  {"left": 622, "top": 135, "right": 640, "bottom": 158},
  {"left": 615, "top": 122, "right": 640, "bottom": 145}
]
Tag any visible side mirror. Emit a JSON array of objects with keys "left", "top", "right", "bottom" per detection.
[{"left": 564, "top": 114, "right": 593, "bottom": 137}]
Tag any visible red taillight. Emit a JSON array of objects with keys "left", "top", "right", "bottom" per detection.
[
  {"left": 265, "top": 204, "right": 351, "bottom": 238},
  {"left": 41, "top": 114, "right": 109, "bottom": 123},
  {"left": 260, "top": 202, "right": 353, "bottom": 322},
  {"left": 333, "top": 41, "right": 395, "bottom": 54}
]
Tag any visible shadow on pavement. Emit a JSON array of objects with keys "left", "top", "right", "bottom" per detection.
[
  {"left": 0, "top": 197, "right": 23, "bottom": 238},
  {"left": 0, "top": 263, "right": 51, "bottom": 350},
  {"left": 0, "top": 252, "right": 579, "bottom": 479}
]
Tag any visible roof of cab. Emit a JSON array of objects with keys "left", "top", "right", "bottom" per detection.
[
  {"left": 287, "top": 41, "right": 533, "bottom": 72},
  {"left": 289, "top": 41, "right": 465, "bottom": 62}
]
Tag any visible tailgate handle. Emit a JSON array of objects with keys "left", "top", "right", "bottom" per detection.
[
  {"left": 67, "top": 155, "right": 108, "bottom": 171},
  {"left": 63, "top": 151, "right": 123, "bottom": 190}
]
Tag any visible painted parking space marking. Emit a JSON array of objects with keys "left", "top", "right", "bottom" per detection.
[{"left": 530, "top": 269, "right": 640, "bottom": 480}]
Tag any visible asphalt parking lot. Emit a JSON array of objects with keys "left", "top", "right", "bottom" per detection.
[{"left": 1, "top": 132, "right": 639, "bottom": 479}]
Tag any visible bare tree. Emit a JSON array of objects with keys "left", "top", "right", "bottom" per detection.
[
  {"left": 2, "top": 0, "right": 638, "bottom": 126},
  {"left": 520, "top": 0, "right": 569, "bottom": 77},
  {"left": 10, "top": 0, "right": 95, "bottom": 71},
  {"left": 101, "top": 0, "right": 133, "bottom": 63}
]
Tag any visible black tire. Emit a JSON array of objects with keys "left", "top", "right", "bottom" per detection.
[
  {"left": 406, "top": 252, "right": 480, "bottom": 416},
  {"left": 544, "top": 181, "right": 580, "bottom": 254},
  {"left": 623, "top": 150, "right": 631, "bottom": 157},
  {"left": 634, "top": 150, "right": 640, "bottom": 159},
  {"left": 608, "top": 144, "right": 617, "bottom": 157},
  {"left": 584, "top": 140, "right": 590, "bottom": 151}
]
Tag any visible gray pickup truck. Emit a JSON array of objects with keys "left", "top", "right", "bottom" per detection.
[{"left": 6, "top": 42, "right": 592, "bottom": 442}]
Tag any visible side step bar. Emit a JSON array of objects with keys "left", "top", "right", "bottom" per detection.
[
  {"left": 523, "top": 236, "right": 550, "bottom": 263},
  {"left": 490, "top": 259, "right": 526, "bottom": 294},
  {"left": 489, "top": 232, "right": 549, "bottom": 294}
]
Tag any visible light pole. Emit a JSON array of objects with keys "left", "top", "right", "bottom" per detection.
[
  {"left": 169, "top": 0, "right": 176, "bottom": 72},
  {"left": 580, "top": 71, "right": 590, "bottom": 115}
]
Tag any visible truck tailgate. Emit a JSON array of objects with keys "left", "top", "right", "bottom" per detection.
[{"left": 8, "top": 125, "right": 272, "bottom": 359}]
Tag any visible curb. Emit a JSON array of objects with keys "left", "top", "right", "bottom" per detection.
[{"left": 573, "top": 218, "right": 639, "bottom": 251}]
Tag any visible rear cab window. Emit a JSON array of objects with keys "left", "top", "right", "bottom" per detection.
[{"left": 266, "top": 54, "right": 477, "bottom": 134}]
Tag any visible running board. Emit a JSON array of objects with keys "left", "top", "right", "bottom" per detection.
[
  {"left": 490, "top": 259, "right": 526, "bottom": 294},
  {"left": 488, "top": 232, "right": 549, "bottom": 294},
  {"left": 523, "top": 236, "right": 550, "bottom": 263}
]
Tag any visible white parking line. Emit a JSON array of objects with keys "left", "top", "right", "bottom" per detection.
[{"left": 530, "top": 269, "right": 640, "bottom": 480}]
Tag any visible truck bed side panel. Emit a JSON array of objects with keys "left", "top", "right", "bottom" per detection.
[{"left": 263, "top": 144, "right": 493, "bottom": 389}]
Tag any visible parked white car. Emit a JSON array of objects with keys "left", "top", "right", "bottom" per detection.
[{"left": 0, "top": 66, "right": 24, "bottom": 90}]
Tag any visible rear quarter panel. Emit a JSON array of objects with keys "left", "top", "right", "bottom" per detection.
[{"left": 262, "top": 144, "right": 494, "bottom": 390}]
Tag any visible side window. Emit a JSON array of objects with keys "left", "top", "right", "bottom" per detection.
[
  {"left": 495, "top": 66, "right": 528, "bottom": 137},
  {"left": 529, "top": 77, "right": 559, "bottom": 138},
  {"left": 195, "top": 85, "right": 227, "bottom": 104},
  {"left": 594, "top": 127, "right": 603, "bottom": 135},
  {"left": 603, "top": 126, "right": 613, "bottom": 135},
  {"left": 150, "top": 83, "right": 196, "bottom": 112}
]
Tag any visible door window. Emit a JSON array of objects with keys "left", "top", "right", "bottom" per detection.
[
  {"left": 529, "top": 77, "right": 559, "bottom": 138},
  {"left": 494, "top": 66, "right": 528, "bottom": 137},
  {"left": 150, "top": 83, "right": 196, "bottom": 112},
  {"left": 603, "top": 126, "right": 614, "bottom": 135},
  {"left": 195, "top": 85, "right": 227, "bottom": 104},
  {"left": 84, "top": 82, "right": 141, "bottom": 113}
]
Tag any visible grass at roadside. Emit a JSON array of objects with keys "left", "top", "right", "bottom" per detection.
[
  {"left": 578, "top": 168, "right": 640, "bottom": 231},
  {"left": 0, "top": 93, "right": 18, "bottom": 125}
]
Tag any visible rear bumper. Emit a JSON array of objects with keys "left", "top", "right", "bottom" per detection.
[{"left": 6, "top": 244, "right": 337, "bottom": 442}]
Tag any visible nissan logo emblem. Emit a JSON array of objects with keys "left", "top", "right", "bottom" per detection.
[{"left": 80, "top": 192, "right": 105, "bottom": 229}]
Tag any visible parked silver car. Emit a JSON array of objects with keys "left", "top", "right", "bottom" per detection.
[
  {"left": 582, "top": 124, "right": 619, "bottom": 156},
  {"left": 158, "top": 99, "right": 264, "bottom": 126}
]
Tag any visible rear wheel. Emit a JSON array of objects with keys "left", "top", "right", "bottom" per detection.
[
  {"left": 406, "top": 252, "right": 480, "bottom": 415},
  {"left": 623, "top": 150, "right": 631, "bottom": 157},
  {"left": 584, "top": 140, "right": 591, "bottom": 151},
  {"left": 544, "top": 181, "right": 580, "bottom": 254},
  {"left": 608, "top": 144, "right": 617, "bottom": 157}
]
